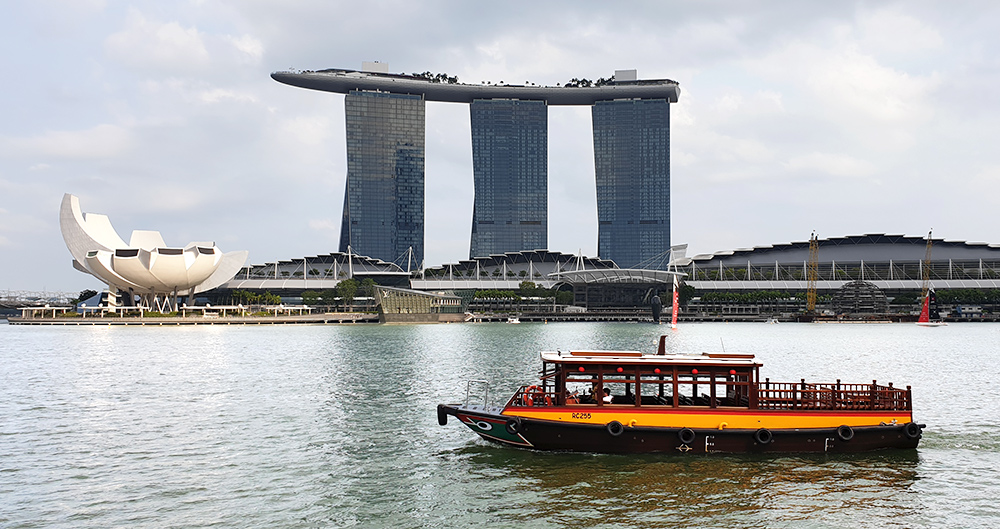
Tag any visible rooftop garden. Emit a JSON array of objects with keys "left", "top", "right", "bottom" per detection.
[
  {"left": 563, "top": 76, "right": 615, "bottom": 87},
  {"left": 410, "top": 71, "right": 459, "bottom": 84}
]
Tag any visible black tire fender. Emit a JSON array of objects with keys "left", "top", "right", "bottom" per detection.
[
  {"left": 903, "top": 422, "right": 922, "bottom": 439},
  {"left": 437, "top": 405, "right": 448, "bottom": 426},
  {"left": 505, "top": 417, "right": 522, "bottom": 435},
  {"left": 606, "top": 420, "right": 624, "bottom": 437},
  {"left": 754, "top": 428, "right": 773, "bottom": 445},
  {"left": 836, "top": 424, "right": 854, "bottom": 442},
  {"left": 678, "top": 427, "right": 696, "bottom": 445}
]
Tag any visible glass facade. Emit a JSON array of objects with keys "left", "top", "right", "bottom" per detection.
[
  {"left": 469, "top": 99, "right": 548, "bottom": 258},
  {"left": 339, "top": 90, "right": 425, "bottom": 265},
  {"left": 592, "top": 99, "right": 671, "bottom": 269}
]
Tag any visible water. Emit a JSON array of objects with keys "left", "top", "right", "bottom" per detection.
[{"left": 1, "top": 321, "right": 998, "bottom": 528}]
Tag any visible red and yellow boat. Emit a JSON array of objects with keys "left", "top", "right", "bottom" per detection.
[{"left": 437, "top": 336, "right": 924, "bottom": 453}]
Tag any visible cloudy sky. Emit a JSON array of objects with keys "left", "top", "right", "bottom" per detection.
[{"left": 3, "top": 1, "right": 999, "bottom": 294}]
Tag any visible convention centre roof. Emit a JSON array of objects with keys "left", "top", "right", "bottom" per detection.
[
  {"left": 690, "top": 233, "right": 1000, "bottom": 266},
  {"left": 684, "top": 233, "right": 1000, "bottom": 291}
]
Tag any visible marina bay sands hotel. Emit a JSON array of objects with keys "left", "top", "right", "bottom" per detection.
[{"left": 271, "top": 64, "right": 680, "bottom": 270}]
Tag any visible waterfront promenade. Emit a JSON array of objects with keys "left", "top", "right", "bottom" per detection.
[
  {"left": 7, "top": 310, "right": 998, "bottom": 325},
  {"left": 6, "top": 312, "right": 379, "bottom": 326},
  {"left": 5, "top": 307, "right": 674, "bottom": 325}
]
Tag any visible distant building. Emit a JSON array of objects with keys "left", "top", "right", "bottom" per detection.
[
  {"left": 59, "top": 194, "right": 248, "bottom": 311},
  {"left": 340, "top": 90, "right": 425, "bottom": 265},
  {"left": 413, "top": 249, "right": 618, "bottom": 290},
  {"left": 222, "top": 250, "right": 412, "bottom": 299},
  {"left": 681, "top": 233, "right": 1000, "bottom": 292},
  {"left": 273, "top": 66, "right": 680, "bottom": 268},
  {"left": 470, "top": 99, "right": 548, "bottom": 257},
  {"left": 832, "top": 280, "right": 890, "bottom": 314},
  {"left": 373, "top": 285, "right": 466, "bottom": 323},
  {"left": 214, "top": 233, "right": 1000, "bottom": 314},
  {"left": 593, "top": 99, "right": 672, "bottom": 269}
]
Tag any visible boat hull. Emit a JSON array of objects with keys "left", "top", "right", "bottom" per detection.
[{"left": 438, "top": 404, "right": 922, "bottom": 454}]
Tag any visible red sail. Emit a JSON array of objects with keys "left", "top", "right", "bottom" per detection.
[
  {"left": 918, "top": 294, "right": 930, "bottom": 323},
  {"left": 671, "top": 275, "right": 679, "bottom": 328}
]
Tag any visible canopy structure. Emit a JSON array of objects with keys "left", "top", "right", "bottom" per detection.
[{"left": 549, "top": 268, "right": 684, "bottom": 285}]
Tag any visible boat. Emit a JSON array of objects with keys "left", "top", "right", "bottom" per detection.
[
  {"left": 507, "top": 316, "right": 520, "bottom": 324},
  {"left": 916, "top": 230, "right": 947, "bottom": 327},
  {"left": 437, "top": 336, "right": 924, "bottom": 454},
  {"left": 916, "top": 289, "right": 947, "bottom": 327},
  {"left": 669, "top": 273, "right": 679, "bottom": 329}
]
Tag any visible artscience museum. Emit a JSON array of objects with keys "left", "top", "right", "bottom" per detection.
[{"left": 59, "top": 194, "right": 248, "bottom": 311}]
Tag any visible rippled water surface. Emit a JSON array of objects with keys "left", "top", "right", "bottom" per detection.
[{"left": 1, "top": 321, "right": 998, "bottom": 528}]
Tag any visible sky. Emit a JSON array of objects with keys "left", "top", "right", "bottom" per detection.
[{"left": 3, "top": 1, "right": 1000, "bottom": 295}]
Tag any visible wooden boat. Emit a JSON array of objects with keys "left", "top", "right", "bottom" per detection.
[{"left": 437, "top": 336, "right": 924, "bottom": 454}]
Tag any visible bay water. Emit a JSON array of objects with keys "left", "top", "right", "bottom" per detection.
[{"left": 1, "top": 320, "right": 998, "bottom": 528}]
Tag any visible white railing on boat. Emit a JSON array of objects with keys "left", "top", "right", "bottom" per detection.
[{"left": 464, "top": 380, "right": 490, "bottom": 408}]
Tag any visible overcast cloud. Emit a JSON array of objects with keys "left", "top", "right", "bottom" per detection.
[{"left": 2, "top": 1, "right": 999, "bottom": 293}]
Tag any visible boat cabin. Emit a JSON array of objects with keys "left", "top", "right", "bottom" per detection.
[
  {"left": 507, "top": 339, "right": 912, "bottom": 412},
  {"left": 525, "top": 350, "right": 762, "bottom": 409}
]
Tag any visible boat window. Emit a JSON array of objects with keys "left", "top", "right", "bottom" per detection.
[
  {"left": 565, "top": 380, "right": 593, "bottom": 402},
  {"left": 637, "top": 373, "right": 672, "bottom": 405},
  {"left": 672, "top": 369, "right": 753, "bottom": 408},
  {"left": 599, "top": 369, "right": 638, "bottom": 405},
  {"left": 559, "top": 362, "right": 753, "bottom": 408},
  {"left": 560, "top": 363, "right": 753, "bottom": 408}
]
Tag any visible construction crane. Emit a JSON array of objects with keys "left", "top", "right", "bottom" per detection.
[
  {"left": 921, "top": 230, "right": 934, "bottom": 300},
  {"left": 806, "top": 232, "right": 819, "bottom": 314}
]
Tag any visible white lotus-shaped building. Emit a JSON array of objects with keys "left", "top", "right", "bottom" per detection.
[{"left": 60, "top": 194, "right": 248, "bottom": 309}]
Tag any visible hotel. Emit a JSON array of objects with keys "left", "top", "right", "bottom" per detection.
[{"left": 272, "top": 64, "right": 680, "bottom": 269}]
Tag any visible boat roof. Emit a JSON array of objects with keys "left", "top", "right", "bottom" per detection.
[{"left": 541, "top": 350, "right": 762, "bottom": 368}]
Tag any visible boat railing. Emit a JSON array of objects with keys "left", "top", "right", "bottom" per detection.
[
  {"left": 508, "top": 385, "right": 560, "bottom": 407},
  {"left": 464, "top": 379, "right": 491, "bottom": 408},
  {"left": 756, "top": 379, "right": 911, "bottom": 411},
  {"left": 502, "top": 380, "right": 911, "bottom": 410}
]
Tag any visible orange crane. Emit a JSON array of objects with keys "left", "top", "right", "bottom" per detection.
[
  {"left": 921, "top": 230, "right": 933, "bottom": 301},
  {"left": 916, "top": 229, "right": 946, "bottom": 325},
  {"left": 806, "top": 232, "right": 819, "bottom": 314}
]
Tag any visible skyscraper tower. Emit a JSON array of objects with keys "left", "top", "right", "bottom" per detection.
[
  {"left": 592, "top": 98, "right": 671, "bottom": 269},
  {"left": 272, "top": 66, "right": 679, "bottom": 269},
  {"left": 469, "top": 99, "right": 548, "bottom": 258},
  {"left": 339, "top": 90, "right": 425, "bottom": 265}
]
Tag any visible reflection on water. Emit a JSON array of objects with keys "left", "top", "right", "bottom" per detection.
[
  {"left": 1, "top": 322, "right": 999, "bottom": 528},
  {"left": 441, "top": 447, "right": 922, "bottom": 528}
]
